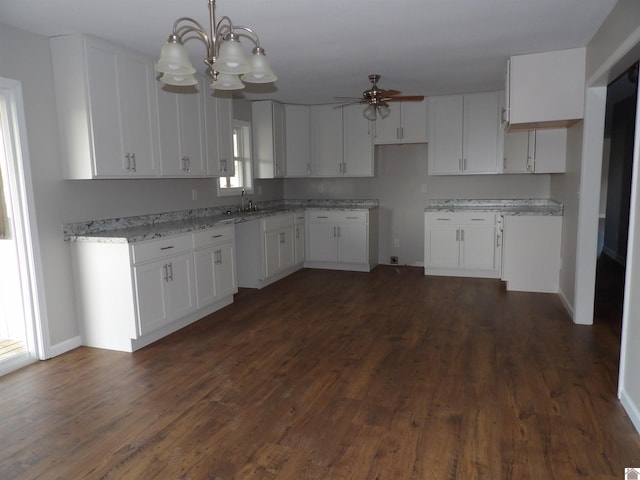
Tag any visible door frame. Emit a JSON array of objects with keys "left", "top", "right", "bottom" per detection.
[{"left": 0, "top": 77, "right": 49, "bottom": 368}]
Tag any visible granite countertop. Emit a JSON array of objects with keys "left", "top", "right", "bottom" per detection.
[
  {"left": 425, "top": 199, "right": 563, "bottom": 216},
  {"left": 64, "top": 199, "right": 379, "bottom": 243}
]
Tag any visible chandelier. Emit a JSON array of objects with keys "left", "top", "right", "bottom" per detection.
[{"left": 154, "top": 0, "right": 277, "bottom": 90}]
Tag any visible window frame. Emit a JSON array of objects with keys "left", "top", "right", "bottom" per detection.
[{"left": 217, "top": 120, "right": 253, "bottom": 197}]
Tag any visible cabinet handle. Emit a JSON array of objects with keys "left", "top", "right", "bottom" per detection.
[
  {"left": 317, "top": 216, "right": 329, "bottom": 219},
  {"left": 496, "top": 233, "right": 501, "bottom": 247},
  {"left": 436, "top": 218, "right": 451, "bottom": 221},
  {"left": 397, "top": 127, "right": 401, "bottom": 140},
  {"left": 342, "top": 162, "right": 347, "bottom": 174},
  {"left": 456, "top": 229, "right": 459, "bottom": 242},
  {"left": 163, "top": 264, "right": 169, "bottom": 282},
  {"left": 160, "top": 245, "right": 175, "bottom": 250},
  {"left": 220, "top": 158, "right": 227, "bottom": 173},
  {"left": 337, "top": 226, "right": 341, "bottom": 237},
  {"left": 307, "top": 163, "right": 311, "bottom": 176},
  {"left": 460, "top": 229, "right": 464, "bottom": 242},
  {"left": 471, "top": 218, "right": 486, "bottom": 221},
  {"left": 131, "top": 153, "right": 136, "bottom": 172},
  {"left": 463, "top": 158, "right": 467, "bottom": 171},
  {"left": 125, "top": 153, "right": 131, "bottom": 171},
  {"left": 346, "top": 216, "right": 358, "bottom": 220},
  {"left": 295, "top": 227, "right": 300, "bottom": 239},
  {"left": 501, "top": 107, "right": 507, "bottom": 125},
  {"left": 333, "top": 226, "right": 337, "bottom": 237},
  {"left": 215, "top": 249, "right": 222, "bottom": 264},
  {"left": 167, "top": 262, "right": 173, "bottom": 281},
  {"left": 182, "top": 156, "right": 190, "bottom": 172},
  {"left": 280, "top": 231, "right": 285, "bottom": 243},
  {"left": 211, "top": 234, "right": 224, "bottom": 239}
]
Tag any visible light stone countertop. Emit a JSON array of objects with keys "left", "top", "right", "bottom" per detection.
[
  {"left": 64, "top": 199, "right": 379, "bottom": 243},
  {"left": 425, "top": 199, "right": 563, "bottom": 216}
]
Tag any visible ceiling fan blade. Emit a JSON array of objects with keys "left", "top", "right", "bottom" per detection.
[
  {"left": 333, "top": 101, "right": 366, "bottom": 108},
  {"left": 385, "top": 95, "right": 425, "bottom": 102},
  {"left": 381, "top": 89, "right": 402, "bottom": 96}
]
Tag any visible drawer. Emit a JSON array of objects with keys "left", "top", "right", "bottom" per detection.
[
  {"left": 192, "top": 225, "right": 235, "bottom": 249},
  {"left": 262, "top": 213, "right": 294, "bottom": 232},
  {"left": 131, "top": 233, "right": 193, "bottom": 264},
  {"left": 307, "top": 210, "right": 368, "bottom": 223},
  {"left": 425, "top": 212, "right": 495, "bottom": 225},
  {"left": 293, "top": 211, "right": 305, "bottom": 224}
]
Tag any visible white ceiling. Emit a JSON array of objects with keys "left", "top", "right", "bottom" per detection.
[{"left": 0, "top": 0, "right": 618, "bottom": 104}]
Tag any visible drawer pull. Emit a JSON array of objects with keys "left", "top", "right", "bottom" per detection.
[
  {"left": 317, "top": 216, "right": 329, "bottom": 219},
  {"left": 346, "top": 216, "right": 359, "bottom": 219},
  {"left": 160, "top": 245, "right": 175, "bottom": 250},
  {"left": 436, "top": 218, "right": 451, "bottom": 221},
  {"left": 471, "top": 218, "right": 486, "bottom": 221},
  {"left": 211, "top": 234, "right": 224, "bottom": 239}
]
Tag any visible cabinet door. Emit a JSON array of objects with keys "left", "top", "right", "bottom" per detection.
[
  {"left": 215, "top": 242, "right": 238, "bottom": 298},
  {"left": 533, "top": 129, "right": 567, "bottom": 173},
  {"left": 264, "top": 230, "right": 281, "bottom": 278},
  {"left": 253, "top": 101, "right": 285, "bottom": 179},
  {"left": 157, "top": 77, "right": 206, "bottom": 176},
  {"left": 459, "top": 224, "right": 496, "bottom": 271},
  {"left": 374, "top": 107, "right": 401, "bottom": 144},
  {"left": 342, "top": 105, "right": 374, "bottom": 176},
  {"left": 463, "top": 91, "right": 500, "bottom": 174},
  {"left": 118, "top": 52, "right": 158, "bottom": 176},
  {"left": 134, "top": 260, "right": 170, "bottom": 336},
  {"left": 337, "top": 223, "right": 368, "bottom": 264},
  {"left": 206, "top": 95, "right": 235, "bottom": 177},
  {"left": 428, "top": 95, "right": 464, "bottom": 174},
  {"left": 273, "top": 102, "right": 286, "bottom": 178},
  {"left": 307, "top": 223, "right": 338, "bottom": 262},
  {"left": 85, "top": 42, "right": 127, "bottom": 176},
  {"left": 165, "top": 252, "right": 197, "bottom": 321},
  {"left": 425, "top": 224, "right": 460, "bottom": 269},
  {"left": 284, "top": 104, "right": 311, "bottom": 177},
  {"left": 279, "top": 227, "right": 296, "bottom": 271},
  {"left": 400, "top": 101, "right": 428, "bottom": 143},
  {"left": 294, "top": 224, "right": 305, "bottom": 264},
  {"left": 310, "top": 105, "right": 343, "bottom": 177},
  {"left": 194, "top": 248, "right": 217, "bottom": 308},
  {"left": 503, "top": 130, "right": 531, "bottom": 173}
]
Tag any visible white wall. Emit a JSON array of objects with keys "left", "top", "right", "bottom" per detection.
[
  {"left": 0, "top": 23, "right": 283, "bottom": 355},
  {"left": 285, "top": 144, "right": 551, "bottom": 266},
  {"left": 550, "top": 122, "right": 583, "bottom": 315}
]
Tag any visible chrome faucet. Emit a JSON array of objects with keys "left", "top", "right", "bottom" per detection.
[{"left": 241, "top": 188, "right": 246, "bottom": 211}]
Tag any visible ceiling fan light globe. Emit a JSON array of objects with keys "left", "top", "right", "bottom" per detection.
[
  {"left": 160, "top": 73, "right": 198, "bottom": 86},
  {"left": 155, "top": 40, "right": 196, "bottom": 76},
  {"left": 216, "top": 35, "right": 251, "bottom": 74},
  {"left": 378, "top": 104, "right": 391, "bottom": 119},
  {"left": 210, "top": 73, "right": 245, "bottom": 91},
  {"left": 241, "top": 48, "right": 277, "bottom": 83},
  {"left": 363, "top": 104, "right": 377, "bottom": 121}
]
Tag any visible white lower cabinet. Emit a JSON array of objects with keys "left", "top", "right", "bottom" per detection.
[
  {"left": 424, "top": 212, "right": 501, "bottom": 278},
  {"left": 235, "top": 212, "right": 304, "bottom": 289},
  {"left": 70, "top": 226, "right": 237, "bottom": 352},
  {"left": 193, "top": 226, "right": 238, "bottom": 308},
  {"left": 501, "top": 215, "right": 562, "bottom": 293},
  {"left": 305, "top": 209, "right": 378, "bottom": 272}
]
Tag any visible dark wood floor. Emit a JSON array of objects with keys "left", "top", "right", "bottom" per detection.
[{"left": 1, "top": 265, "right": 639, "bottom": 479}]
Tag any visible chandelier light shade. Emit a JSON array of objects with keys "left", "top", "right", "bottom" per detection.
[{"left": 155, "top": 0, "right": 277, "bottom": 90}]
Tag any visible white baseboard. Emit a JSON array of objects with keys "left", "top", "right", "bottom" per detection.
[
  {"left": 620, "top": 388, "right": 640, "bottom": 435},
  {"left": 557, "top": 286, "right": 575, "bottom": 322},
  {"left": 47, "top": 335, "right": 82, "bottom": 358}
]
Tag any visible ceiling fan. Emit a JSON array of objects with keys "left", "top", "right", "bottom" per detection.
[{"left": 335, "top": 74, "right": 425, "bottom": 120}]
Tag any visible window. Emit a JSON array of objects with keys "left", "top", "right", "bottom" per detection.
[{"left": 218, "top": 120, "right": 252, "bottom": 196}]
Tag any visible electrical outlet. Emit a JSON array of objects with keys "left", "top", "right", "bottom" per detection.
[
  {"left": 394, "top": 238, "right": 400, "bottom": 247},
  {"left": 390, "top": 256, "right": 398, "bottom": 265},
  {"left": 191, "top": 188, "right": 198, "bottom": 201}
]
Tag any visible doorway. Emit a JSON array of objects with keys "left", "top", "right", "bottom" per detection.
[
  {"left": 0, "top": 78, "right": 43, "bottom": 375},
  {"left": 595, "top": 63, "right": 638, "bottom": 334}
]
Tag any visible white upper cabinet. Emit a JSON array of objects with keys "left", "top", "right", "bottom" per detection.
[
  {"left": 284, "top": 104, "right": 311, "bottom": 178},
  {"left": 503, "top": 129, "right": 567, "bottom": 174},
  {"left": 156, "top": 76, "right": 206, "bottom": 176},
  {"left": 505, "top": 48, "right": 585, "bottom": 131},
  {"left": 51, "top": 34, "right": 159, "bottom": 179},
  {"left": 310, "top": 104, "right": 344, "bottom": 177},
  {"left": 428, "top": 91, "right": 501, "bottom": 175},
  {"left": 374, "top": 100, "right": 428, "bottom": 144},
  {"left": 204, "top": 92, "right": 235, "bottom": 177},
  {"left": 252, "top": 100, "right": 286, "bottom": 179},
  {"left": 342, "top": 105, "right": 374, "bottom": 177}
]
